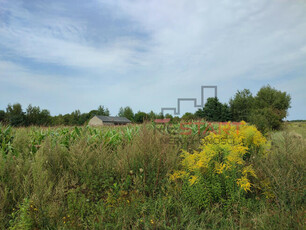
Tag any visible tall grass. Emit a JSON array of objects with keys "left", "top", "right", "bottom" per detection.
[{"left": 0, "top": 123, "right": 305, "bottom": 229}]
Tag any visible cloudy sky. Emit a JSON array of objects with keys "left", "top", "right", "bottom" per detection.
[{"left": 0, "top": 0, "right": 305, "bottom": 119}]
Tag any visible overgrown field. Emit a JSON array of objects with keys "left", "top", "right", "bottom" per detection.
[{"left": 0, "top": 122, "right": 305, "bottom": 229}]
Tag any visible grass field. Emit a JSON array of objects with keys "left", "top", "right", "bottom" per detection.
[
  {"left": 287, "top": 122, "right": 306, "bottom": 138},
  {"left": 0, "top": 122, "right": 305, "bottom": 229}
]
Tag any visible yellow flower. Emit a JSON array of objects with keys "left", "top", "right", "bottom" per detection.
[
  {"left": 189, "top": 175, "right": 198, "bottom": 185},
  {"left": 237, "top": 176, "right": 252, "bottom": 192},
  {"left": 215, "top": 162, "right": 226, "bottom": 174},
  {"left": 242, "top": 165, "right": 257, "bottom": 178},
  {"left": 150, "top": 219, "right": 154, "bottom": 224},
  {"left": 170, "top": 122, "right": 266, "bottom": 197}
]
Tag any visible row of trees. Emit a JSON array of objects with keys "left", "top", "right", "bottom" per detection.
[
  {"left": 0, "top": 85, "right": 291, "bottom": 131},
  {"left": 0, "top": 103, "right": 168, "bottom": 127},
  {"left": 0, "top": 105, "right": 110, "bottom": 127},
  {"left": 193, "top": 85, "right": 291, "bottom": 131},
  {"left": 116, "top": 85, "right": 291, "bottom": 132},
  {"left": 230, "top": 86, "right": 291, "bottom": 131}
]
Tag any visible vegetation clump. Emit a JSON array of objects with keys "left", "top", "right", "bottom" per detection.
[
  {"left": 171, "top": 123, "right": 270, "bottom": 209},
  {"left": 0, "top": 121, "right": 304, "bottom": 229}
]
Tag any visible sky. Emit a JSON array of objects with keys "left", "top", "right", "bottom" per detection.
[{"left": 0, "top": 0, "right": 305, "bottom": 119}]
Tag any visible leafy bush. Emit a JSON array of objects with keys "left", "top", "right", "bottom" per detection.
[{"left": 251, "top": 85, "right": 291, "bottom": 132}]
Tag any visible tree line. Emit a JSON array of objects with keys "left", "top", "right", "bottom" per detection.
[{"left": 0, "top": 85, "right": 291, "bottom": 132}]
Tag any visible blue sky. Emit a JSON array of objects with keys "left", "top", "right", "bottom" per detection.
[{"left": 0, "top": 0, "right": 305, "bottom": 119}]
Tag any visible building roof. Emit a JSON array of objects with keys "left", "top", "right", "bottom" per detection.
[
  {"left": 154, "top": 118, "right": 171, "bottom": 124},
  {"left": 96, "top": 115, "right": 131, "bottom": 123}
]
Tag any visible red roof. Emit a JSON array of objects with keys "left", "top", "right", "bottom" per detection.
[{"left": 154, "top": 118, "right": 171, "bottom": 124}]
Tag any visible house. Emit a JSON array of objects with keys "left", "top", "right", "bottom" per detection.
[
  {"left": 88, "top": 115, "right": 131, "bottom": 126},
  {"left": 154, "top": 118, "right": 171, "bottom": 124}
]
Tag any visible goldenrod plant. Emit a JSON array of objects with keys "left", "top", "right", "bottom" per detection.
[{"left": 170, "top": 122, "right": 270, "bottom": 208}]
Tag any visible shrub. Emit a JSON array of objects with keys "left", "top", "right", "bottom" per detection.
[
  {"left": 251, "top": 85, "right": 291, "bottom": 132},
  {"left": 170, "top": 122, "right": 270, "bottom": 209}
]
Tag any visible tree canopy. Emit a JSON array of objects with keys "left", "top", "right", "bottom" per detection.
[
  {"left": 229, "top": 89, "right": 254, "bottom": 122},
  {"left": 0, "top": 85, "right": 291, "bottom": 130},
  {"left": 118, "top": 106, "right": 134, "bottom": 122},
  {"left": 195, "top": 97, "right": 231, "bottom": 122}
]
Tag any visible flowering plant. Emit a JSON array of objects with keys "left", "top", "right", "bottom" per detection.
[{"left": 170, "top": 122, "right": 270, "bottom": 208}]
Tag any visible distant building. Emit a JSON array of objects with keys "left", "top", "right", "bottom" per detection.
[
  {"left": 88, "top": 115, "right": 131, "bottom": 126},
  {"left": 154, "top": 118, "right": 171, "bottom": 124}
]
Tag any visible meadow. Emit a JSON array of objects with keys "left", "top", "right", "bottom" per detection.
[{"left": 0, "top": 122, "right": 305, "bottom": 229}]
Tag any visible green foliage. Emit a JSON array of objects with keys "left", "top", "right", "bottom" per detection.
[
  {"left": 147, "top": 110, "right": 157, "bottom": 120},
  {"left": 171, "top": 123, "right": 269, "bottom": 209},
  {"left": 0, "top": 110, "right": 5, "bottom": 123},
  {"left": 134, "top": 111, "right": 147, "bottom": 123},
  {"left": 9, "top": 198, "right": 34, "bottom": 230},
  {"left": 26, "top": 104, "right": 51, "bottom": 126},
  {"left": 0, "top": 123, "right": 304, "bottom": 229},
  {"left": 97, "top": 105, "right": 110, "bottom": 116},
  {"left": 165, "top": 113, "right": 173, "bottom": 119},
  {"left": 2, "top": 104, "right": 111, "bottom": 126},
  {"left": 252, "top": 128, "right": 305, "bottom": 229},
  {"left": 6, "top": 103, "right": 25, "bottom": 127},
  {"left": 250, "top": 85, "right": 291, "bottom": 132},
  {"left": 229, "top": 89, "right": 254, "bottom": 122},
  {"left": 195, "top": 97, "right": 231, "bottom": 122},
  {"left": 181, "top": 112, "right": 195, "bottom": 121},
  {"left": 118, "top": 106, "right": 134, "bottom": 121},
  {"left": 0, "top": 126, "right": 14, "bottom": 156}
]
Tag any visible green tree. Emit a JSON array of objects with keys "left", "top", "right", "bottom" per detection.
[
  {"left": 147, "top": 111, "right": 157, "bottom": 120},
  {"left": 118, "top": 106, "right": 134, "bottom": 121},
  {"left": 182, "top": 112, "right": 195, "bottom": 121},
  {"left": 250, "top": 85, "right": 291, "bottom": 131},
  {"left": 97, "top": 105, "right": 110, "bottom": 116},
  {"left": 25, "top": 105, "right": 52, "bottom": 126},
  {"left": 26, "top": 105, "right": 41, "bottom": 125},
  {"left": 165, "top": 113, "right": 173, "bottom": 119},
  {"left": 0, "top": 110, "right": 5, "bottom": 123},
  {"left": 156, "top": 112, "right": 165, "bottom": 119},
  {"left": 70, "top": 110, "right": 81, "bottom": 125},
  {"left": 134, "top": 111, "right": 148, "bottom": 123},
  {"left": 39, "top": 109, "right": 51, "bottom": 126},
  {"left": 220, "top": 103, "right": 232, "bottom": 121},
  {"left": 229, "top": 89, "right": 254, "bottom": 122},
  {"left": 6, "top": 103, "right": 25, "bottom": 126},
  {"left": 88, "top": 105, "right": 110, "bottom": 120},
  {"left": 195, "top": 97, "right": 231, "bottom": 122},
  {"left": 53, "top": 114, "right": 64, "bottom": 126},
  {"left": 172, "top": 116, "right": 181, "bottom": 123}
]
